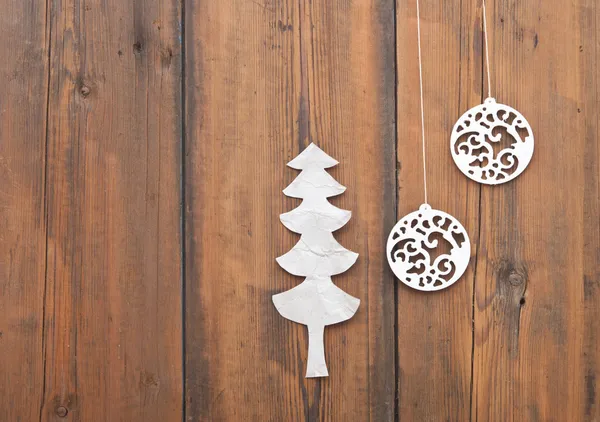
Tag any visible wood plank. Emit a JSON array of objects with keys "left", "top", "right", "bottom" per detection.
[
  {"left": 395, "top": 1, "right": 480, "bottom": 419},
  {"left": 184, "top": 0, "right": 396, "bottom": 420},
  {"left": 471, "top": 0, "right": 600, "bottom": 420},
  {"left": 0, "top": 0, "right": 49, "bottom": 420},
  {"left": 581, "top": 1, "right": 600, "bottom": 420},
  {"left": 40, "top": 0, "right": 183, "bottom": 420}
]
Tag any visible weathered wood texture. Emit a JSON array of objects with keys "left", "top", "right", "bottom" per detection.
[
  {"left": 39, "top": 0, "right": 183, "bottom": 421},
  {"left": 396, "top": 1, "right": 479, "bottom": 420},
  {"left": 184, "top": 0, "right": 396, "bottom": 420},
  {"left": 397, "top": 0, "right": 600, "bottom": 421},
  {"left": 471, "top": 1, "right": 600, "bottom": 421},
  {"left": 0, "top": 0, "right": 598, "bottom": 421},
  {"left": 0, "top": 1, "right": 49, "bottom": 420}
]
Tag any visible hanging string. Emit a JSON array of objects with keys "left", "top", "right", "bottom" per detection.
[
  {"left": 416, "top": 0, "right": 428, "bottom": 205},
  {"left": 482, "top": 0, "right": 492, "bottom": 98}
]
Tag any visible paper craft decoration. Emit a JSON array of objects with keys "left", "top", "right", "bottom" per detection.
[
  {"left": 451, "top": 98, "right": 534, "bottom": 185},
  {"left": 273, "top": 143, "right": 360, "bottom": 378},
  {"left": 387, "top": 204, "right": 470, "bottom": 292}
]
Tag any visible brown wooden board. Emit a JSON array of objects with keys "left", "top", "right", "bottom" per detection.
[
  {"left": 471, "top": 0, "right": 600, "bottom": 421},
  {"left": 39, "top": 0, "right": 183, "bottom": 420},
  {"left": 0, "top": 0, "right": 599, "bottom": 420},
  {"left": 396, "top": 1, "right": 480, "bottom": 419},
  {"left": 581, "top": 2, "right": 600, "bottom": 421},
  {"left": 183, "top": 0, "right": 396, "bottom": 420},
  {"left": 0, "top": 0, "right": 49, "bottom": 420}
]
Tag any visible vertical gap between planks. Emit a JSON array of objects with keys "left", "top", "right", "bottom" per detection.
[
  {"left": 464, "top": 0, "right": 472, "bottom": 417},
  {"left": 393, "top": 0, "right": 400, "bottom": 420},
  {"left": 39, "top": 0, "right": 54, "bottom": 419},
  {"left": 470, "top": 176, "right": 483, "bottom": 422},
  {"left": 180, "top": 0, "right": 187, "bottom": 420},
  {"left": 469, "top": 0, "right": 486, "bottom": 420}
]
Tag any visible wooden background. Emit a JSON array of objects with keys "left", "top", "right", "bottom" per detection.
[{"left": 0, "top": 0, "right": 598, "bottom": 420}]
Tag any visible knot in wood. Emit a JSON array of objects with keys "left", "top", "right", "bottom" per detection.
[
  {"left": 133, "top": 41, "right": 143, "bottom": 54},
  {"left": 56, "top": 406, "right": 68, "bottom": 417},
  {"left": 508, "top": 271, "right": 525, "bottom": 286},
  {"left": 80, "top": 85, "right": 91, "bottom": 97}
]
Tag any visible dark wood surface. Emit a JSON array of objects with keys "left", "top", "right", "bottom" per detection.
[{"left": 0, "top": 0, "right": 598, "bottom": 421}]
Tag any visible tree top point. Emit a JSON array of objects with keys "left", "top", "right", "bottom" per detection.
[{"left": 288, "top": 143, "right": 339, "bottom": 170}]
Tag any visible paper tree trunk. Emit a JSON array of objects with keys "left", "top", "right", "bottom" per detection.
[{"left": 273, "top": 143, "right": 360, "bottom": 378}]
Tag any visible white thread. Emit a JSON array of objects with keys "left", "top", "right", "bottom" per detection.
[
  {"left": 482, "top": 0, "right": 492, "bottom": 98},
  {"left": 416, "top": 0, "right": 428, "bottom": 205}
]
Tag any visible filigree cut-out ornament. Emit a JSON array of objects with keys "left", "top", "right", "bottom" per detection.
[
  {"left": 273, "top": 143, "right": 359, "bottom": 378},
  {"left": 451, "top": 103, "right": 534, "bottom": 185},
  {"left": 387, "top": 204, "right": 470, "bottom": 292}
]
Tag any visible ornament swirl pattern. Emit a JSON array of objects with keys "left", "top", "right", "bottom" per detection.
[
  {"left": 387, "top": 205, "right": 471, "bottom": 291},
  {"left": 451, "top": 98, "right": 534, "bottom": 185}
]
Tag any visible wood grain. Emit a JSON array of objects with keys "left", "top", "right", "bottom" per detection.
[
  {"left": 581, "top": 2, "right": 600, "bottom": 421},
  {"left": 184, "top": 0, "right": 396, "bottom": 420},
  {"left": 40, "top": 0, "right": 183, "bottom": 421},
  {"left": 0, "top": 1, "right": 49, "bottom": 420},
  {"left": 471, "top": 0, "right": 600, "bottom": 421},
  {"left": 396, "top": 1, "right": 480, "bottom": 420},
  {"left": 0, "top": 0, "right": 598, "bottom": 420}
]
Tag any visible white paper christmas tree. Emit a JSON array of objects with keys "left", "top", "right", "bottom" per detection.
[{"left": 273, "top": 143, "right": 360, "bottom": 378}]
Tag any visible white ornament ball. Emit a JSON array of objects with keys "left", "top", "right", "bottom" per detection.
[
  {"left": 387, "top": 204, "right": 471, "bottom": 292},
  {"left": 450, "top": 98, "right": 534, "bottom": 185}
]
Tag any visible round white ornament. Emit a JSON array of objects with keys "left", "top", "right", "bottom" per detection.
[
  {"left": 387, "top": 204, "right": 471, "bottom": 292},
  {"left": 450, "top": 98, "right": 534, "bottom": 185}
]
